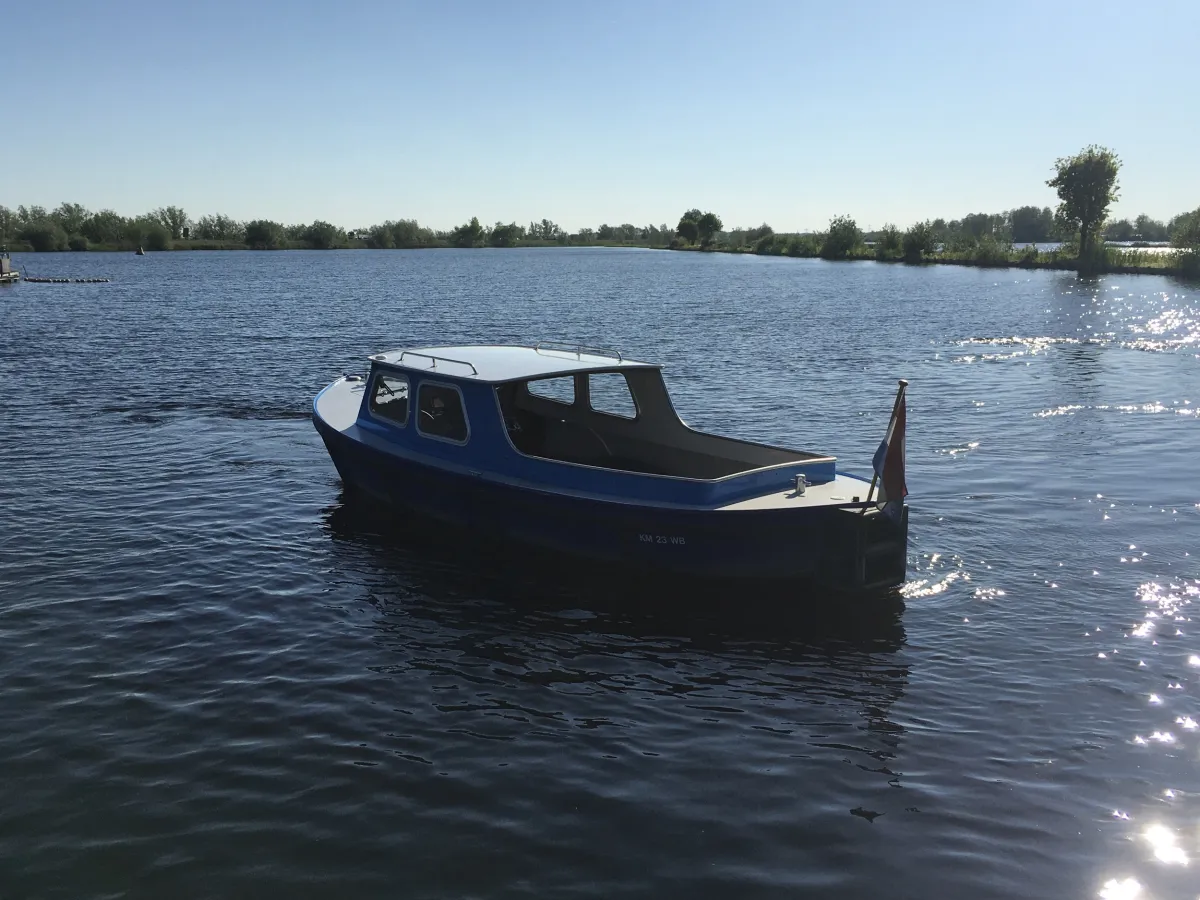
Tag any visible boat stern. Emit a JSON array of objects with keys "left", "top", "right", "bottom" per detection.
[{"left": 822, "top": 504, "right": 909, "bottom": 592}]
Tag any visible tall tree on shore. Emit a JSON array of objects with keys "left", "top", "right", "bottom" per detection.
[
  {"left": 902, "top": 222, "right": 936, "bottom": 263},
  {"left": 1046, "top": 146, "right": 1120, "bottom": 261},
  {"left": 676, "top": 214, "right": 699, "bottom": 244},
  {"left": 450, "top": 216, "right": 484, "bottom": 247},
  {"left": 820, "top": 215, "right": 862, "bottom": 260},
  {"left": 17, "top": 205, "right": 48, "bottom": 225},
  {"left": 303, "top": 220, "right": 344, "bottom": 249},
  {"left": 194, "top": 214, "right": 244, "bottom": 242},
  {"left": 152, "top": 206, "right": 190, "bottom": 240},
  {"left": 53, "top": 202, "right": 89, "bottom": 236},
  {"left": 244, "top": 219, "right": 286, "bottom": 250},
  {"left": 0, "top": 205, "right": 16, "bottom": 242},
  {"left": 81, "top": 209, "right": 127, "bottom": 245},
  {"left": 696, "top": 212, "right": 723, "bottom": 246},
  {"left": 876, "top": 224, "right": 902, "bottom": 258}
]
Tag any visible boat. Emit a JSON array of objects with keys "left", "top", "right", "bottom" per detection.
[
  {"left": 0, "top": 248, "right": 19, "bottom": 284},
  {"left": 135, "top": 246, "right": 145, "bottom": 256},
  {"left": 312, "top": 343, "right": 909, "bottom": 594}
]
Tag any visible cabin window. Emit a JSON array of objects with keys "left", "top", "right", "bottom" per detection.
[
  {"left": 526, "top": 376, "right": 575, "bottom": 405},
  {"left": 588, "top": 373, "right": 637, "bottom": 419},
  {"left": 417, "top": 382, "right": 469, "bottom": 443},
  {"left": 369, "top": 373, "right": 410, "bottom": 425}
]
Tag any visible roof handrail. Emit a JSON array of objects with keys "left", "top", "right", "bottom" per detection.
[
  {"left": 389, "top": 351, "right": 479, "bottom": 376},
  {"left": 534, "top": 341, "right": 624, "bottom": 362}
]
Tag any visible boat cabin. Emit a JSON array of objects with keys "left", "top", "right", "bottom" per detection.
[{"left": 337, "top": 343, "right": 838, "bottom": 496}]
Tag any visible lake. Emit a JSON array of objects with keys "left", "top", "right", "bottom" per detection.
[{"left": 1, "top": 249, "right": 1197, "bottom": 899}]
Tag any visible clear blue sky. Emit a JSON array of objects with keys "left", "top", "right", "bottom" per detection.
[{"left": 7, "top": 0, "right": 1197, "bottom": 232}]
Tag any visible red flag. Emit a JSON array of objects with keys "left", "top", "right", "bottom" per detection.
[
  {"left": 880, "top": 391, "right": 907, "bottom": 503},
  {"left": 872, "top": 382, "right": 908, "bottom": 507}
]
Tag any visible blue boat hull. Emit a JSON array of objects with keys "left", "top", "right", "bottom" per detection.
[{"left": 314, "top": 417, "right": 907, "bottom": 593}]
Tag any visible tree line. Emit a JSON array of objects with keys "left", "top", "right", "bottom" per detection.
[
  {"left": 672, "top": 146, "right": 1199, "bottom": 274},
  {"left": 0, "top": 204, "right": 680, "bottom": 252},
  {"left": 3, "top": 146, "right": 1196, "bottom": 275}
]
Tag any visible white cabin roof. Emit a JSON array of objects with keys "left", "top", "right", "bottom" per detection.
[{"left": 369, "top": 343, "right": 660, "bottom": 383}]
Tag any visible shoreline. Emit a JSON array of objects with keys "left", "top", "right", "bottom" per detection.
[
  {"left": 667, "top": 243, "right": 1193, "bottom": 278},
  {"left": 6, "top": 243, "right": 1193, "bottom": 279}
]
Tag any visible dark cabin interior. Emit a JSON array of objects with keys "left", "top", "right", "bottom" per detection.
[{"left": 494, "top": 370, "right": 821, "bottom": 480}]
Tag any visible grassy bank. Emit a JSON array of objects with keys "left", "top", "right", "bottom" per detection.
[{"left": 670, "top": 242, "right": 1196, "bottom": 278}]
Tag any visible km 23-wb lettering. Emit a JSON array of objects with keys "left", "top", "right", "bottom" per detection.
[{"left": 638, "top": 534, "right": 686, "bottom": 545}]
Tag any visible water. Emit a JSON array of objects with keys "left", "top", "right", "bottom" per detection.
[{"left": 2, "top": 249, "right": 1198, "bottom": 899}]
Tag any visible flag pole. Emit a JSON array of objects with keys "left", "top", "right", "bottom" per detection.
[{"left": 865, "top": 379, "right": 909, "bottom": 505}]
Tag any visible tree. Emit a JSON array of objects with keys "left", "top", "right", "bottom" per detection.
[
  {"left": 17, "top": 205, "right": 48, "bottom": 225},
  {"left": 389, "top": 219, "right": 432, "bottom": 248},
  {"left": 450, "top": 216, "right": 484, "bottom": 247},
  {"left": 1171, "top": 207, "right": 1200, "bottom": 249},
  {"left": 194, "top": 214, "right": 243, "bottom": 241},
  {"left": 302, "top": 220, "right": 343, "bottom": 249},
  {"left": 527, "top": 218, "right": 562, "bottom": 241},
  {"left": 489, "top": 221, "right": 524, "bottom": 247},
  {"left": 1047, "top": 145, "right": 1121, "bottom": 262},
  {"left": 786, "top": 234, "right": 821, "bottom": 257},
  {"left": 1009, "top": 206, "right": 1055, "bottom": 243},
  {"left": 754, "top": 233, "right": 783, "bottom": 255},
  {"left": 53, "top": 202, "right": 89, "bottom": 235},
  {"left": 676, "top": 214, "right": 699, "bottom": 244},
  {"left": 143, "top": 222, "right": 171, "bottom": 251},
  {"left": 152, "top": 206, "right": 190, "bottom": 240},
  {"left": 68, "top": 234, "right": 89, "bottom": 251},
  {"left": 696, "top": 211, "right": 723, "bottom": 246},
  {"left": 0, "top": 205, "right": 17, "bottom": 242},
  {"left": 20, "top": 221, "right": 68, "bottom": 252},
  {"left": 903, "top": 222, "right": 936, "bottom": 263},
  {"left": 1133, "top": 214, "right": 1169, "bottom": 242},
  {"left": 244, "top": 219, "right": 286, "bottom": 250},
  {"left": 1104, "top": 219, "right": 1135, "bottom": 242},
  {"left": 876, "top": 223, "right": 902, "bottom": 258},
  {"left": 820, "top": 215, "right": 862, "bottom": 260},
  {"left": 745, "top": 223, "right": 773, "bottom": 242},
  {"left": 1170, "top": 207, "right": 1200, "bottom": 276},
  {"left": 364, "top": 223, "right": 395, "bottom": 249}
]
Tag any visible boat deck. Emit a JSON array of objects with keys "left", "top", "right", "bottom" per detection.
[{"left": 717, "top": 473, "right": 872, "bottom": 510}]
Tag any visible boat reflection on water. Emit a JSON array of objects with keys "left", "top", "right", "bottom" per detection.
[
  {"left": 320, "top": 494, "right": 910, "bottom": 774},
  {"left": 320, "top": 494, "right": 907, "bottom": 651},
  {"left": 317, "top": 494, "right": 914, "bottom": 893}
]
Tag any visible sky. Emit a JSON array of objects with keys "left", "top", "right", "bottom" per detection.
[{"left": 6, "top": 0, "right": 1198, "bottom": 232}]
